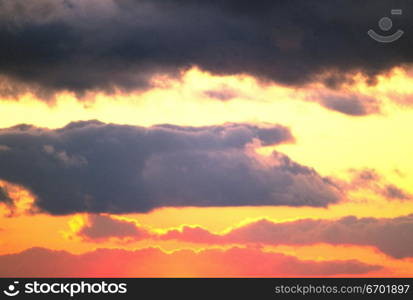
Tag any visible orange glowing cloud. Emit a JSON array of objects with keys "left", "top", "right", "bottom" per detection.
[{"left": 0, "top": 246, "right": 380, "bottom": 277}]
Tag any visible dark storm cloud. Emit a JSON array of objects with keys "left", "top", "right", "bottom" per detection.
[
  {"left": 0, "top": 121, "right": 340, "bottom": 215},
  {"left": 160, "top": 214, "right": 413, "bottom": 259},
  {"left": 0, "top": 0, "right": 412, "bottom": 98},
  {"left": 0, "top": 247, "right": 380, "bottom": 277}
]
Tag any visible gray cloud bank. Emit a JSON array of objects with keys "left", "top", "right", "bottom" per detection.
[
  {"left": 0, "top": 121, "right": 341, "bottom": 214},
  {"left": 160, "top": 214, "right": 413, "bottom": 259}
]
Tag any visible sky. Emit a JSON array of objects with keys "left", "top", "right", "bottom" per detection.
[{"left": 1, "top": 0, "right": 413, "bottom": 277}]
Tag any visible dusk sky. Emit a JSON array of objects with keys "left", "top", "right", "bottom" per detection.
[{"left": 1, "top": 0, "right": 413, "bottom": 277}]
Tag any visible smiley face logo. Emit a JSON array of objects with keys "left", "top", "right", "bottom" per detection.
[
  {"left": 3, "top": 281, "right": 20, "bottom": 297},
  {"left": 368, "top": 9, "right": 404, "bottom": 43}
]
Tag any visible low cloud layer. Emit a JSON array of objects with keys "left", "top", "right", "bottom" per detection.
[
  {"left": 0, "top": 121, "right": 341, "bottom": 215},
  {"left": 160, "top": 214, "right": 413, "bottom": 259},
  {"left": 0, "top": 247, "right": 380, "bottom": 277},
  {"left": 0, "top": 0, "right": 412, "bottom": 97},
  {"left": 74, "top": 213, "right": 413, "bottom": 259}
]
